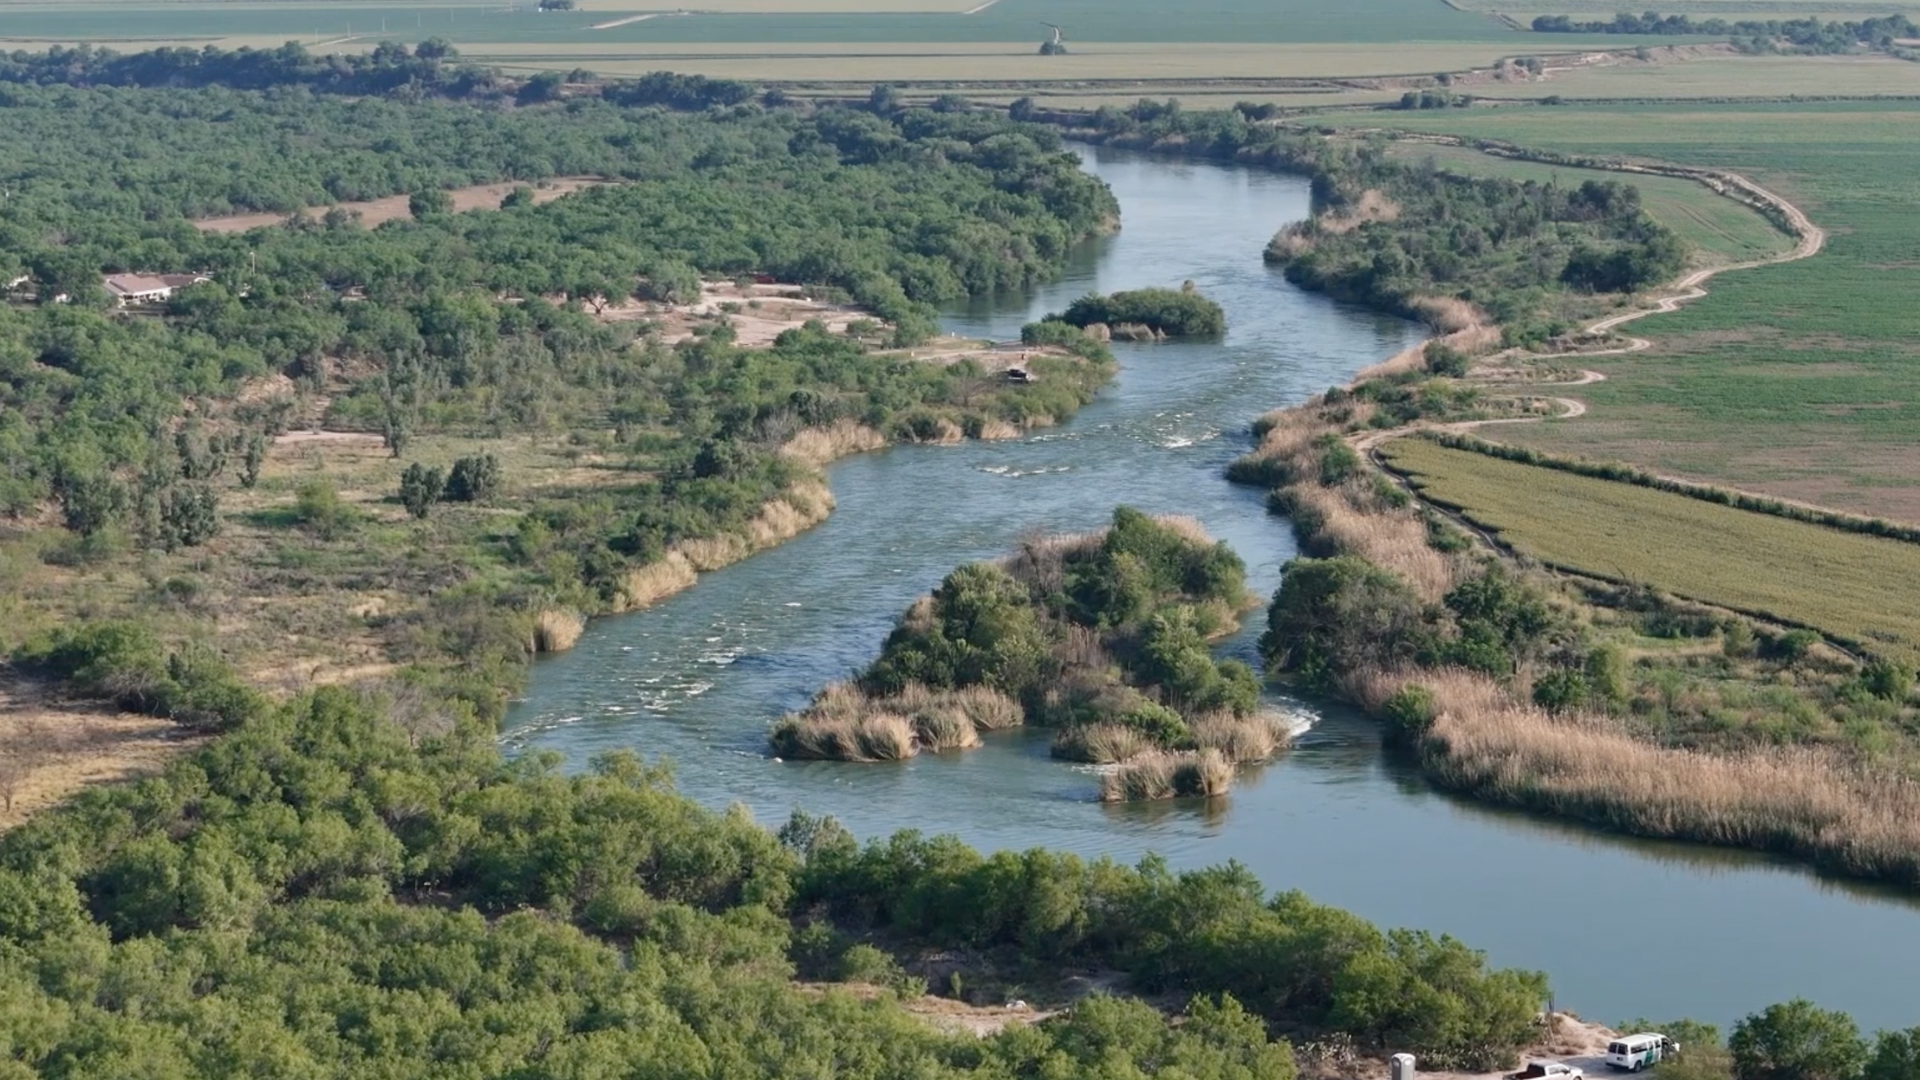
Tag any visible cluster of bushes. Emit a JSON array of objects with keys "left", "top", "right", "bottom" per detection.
[
  {"left": 792, "top": 823, "right": 1549, "bottom": 1069},
  {"left": 1048, "top": 285, "right": 1228, "bottom": 337},
  {"left": 1261, "top": 557, "right": 1571, "bottom": 695},
  {"left": 1531, "top": 13, "right": 1919, "bottom": 54},
  {"left": 10, "top": 620, "right": 259, "bottom": 730},
  {"left": 1272, "top": 171, "right": 1685, "bottom": 318},
  {"left": 774, "top": 508, "right": 1275, "bottom": 794}
]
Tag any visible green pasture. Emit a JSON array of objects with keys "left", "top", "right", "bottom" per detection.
[
  {"left": 1331, "top": 100, "right": 1920, "bottom": 520},
  {"left": 1381, "top": 438, "right": 1920, "bottom": 662}
]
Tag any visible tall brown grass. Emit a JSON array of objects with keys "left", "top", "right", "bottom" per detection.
[
  {"left": 1282, "top": 482, "right": 1458, "bottom": 602},
  {"left": 1192, "top": 712, "right": 1293, "bottom": 762},
  {"left": 950, "top": 685, "right": 1023, "bottom": 731},
  {"left": 770, "top": 711, "right": 915, "bottom": 762},
  {"left": 769, "top": 681, "right": 1022, "bottom": 760},
  {"left": 781, "top": 421, "right": 886, "bottom": 467},
  {"left": 1054, "top": 722, "right": 1154, "bottom": 764},
  {"left": 1099, "top": 748, "right": 1235, "bottom": 802},
  {"left": 531, "top": 609, "right": 584, "bottom": 653},
  {"left": 616, "top": 553, "right": 697, "bottom": 612},
  {"left": 1347, "top": 664, "right": 1920, "bottom": 885}
]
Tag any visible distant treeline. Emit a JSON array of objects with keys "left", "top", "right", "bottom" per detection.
[
  {"left": 1531, "top": 12, "right": 1919, "bottom": 53},
  {"left": 0, "top": 41, "right": 772, "bottom": 109}
]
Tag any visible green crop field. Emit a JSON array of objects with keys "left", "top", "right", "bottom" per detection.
[
  {"left": 1325, "top": 99, "right": 1920, "bottom": 522},
  {"left": 1381, "top": 438, "right": 1920, "bottom": 662},
  {"left": 1381, "top": 141, "right": 1792, "bottom": 266}
]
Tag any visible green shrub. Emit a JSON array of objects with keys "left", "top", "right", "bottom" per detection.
[
  {"left": 295, "top": 479, "right": 352, "bottom": 539},
  {"left": 1381, "top": 685, "right": 1437, "bottom": 740},
  {"left": 445, "top": 454, "right": 502, "bottom": 504},
  {"left": 1532, "top": 668, "right": 1590, "bottom": 714}
]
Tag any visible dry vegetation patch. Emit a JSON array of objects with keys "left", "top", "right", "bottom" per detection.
[
  {"left": 0, "top": 681, "right": 194, "bottom": 830},
  {"left": 193, "top": 176, "right": 607, "bottom": 233}
]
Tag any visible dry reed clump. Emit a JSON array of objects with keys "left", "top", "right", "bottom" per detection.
[
  {"left": 1055, "top": 722, "right": 1154, "bottom": 764},
  {"left": 1001, "top": 528, "right": 1103, "bottom": 593},
  {"left": 1281, "top": 482, "right": 1458, "bottom": 603},
  {"left": 1347, "top": 664, "right": 1920, "bottom": 884},
  {"left": 1099, "top": 748, "right": 1236, "bottom": 801},
  {"left": 678, "top": 533, "right": 750, "bottom": 572},
  {"left": 781, "top": 420, "right": 886, "bottom": 467},
  {"left": 1102, "top": 751, "right": 1178, "bottom": 801},
  {"left": 616, "top": 552, "right": 697, "bottom": 612},
  {"left": 977, "top": 419, "right": 1022, "bottom": 441},
  {"left": 1408, "top": 295, "right": 1486, "bottom": 336},
  {"left": 770, "top": 711, "right": 915, "bottom": 762},
  {"left": 773, "top": 681, "right": 1020, "bottom": 760},
  {"left": 911, "top": 706, "right": 981, "bottom": 753},
  {"left": 949, "top": 685, "right": 1024, "bottom": 731},
  {"left": 531, "top": 609, "right": 585, "bottom": 654},
  {"left": 1191, "top": 712, "right": 1293, "bottom": 762}
]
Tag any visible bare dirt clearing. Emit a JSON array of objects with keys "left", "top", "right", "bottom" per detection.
[
  {"left": 597, "top": 281, "right": 865, "bottom": 346},
  {"left": 193, "top": 176, "right": 607, "bottom": 233},
  {"left": 0, "top": 681, "right": 196, "bottom": 831}
]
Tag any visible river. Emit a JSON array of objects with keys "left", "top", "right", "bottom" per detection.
[{"left": 507, "top": 144, "right": 1920, "bottom": 1032}]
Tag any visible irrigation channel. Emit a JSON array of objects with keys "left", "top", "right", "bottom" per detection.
[{"left": 508, "top": 144, "right": 1920, "bottom": 1031}]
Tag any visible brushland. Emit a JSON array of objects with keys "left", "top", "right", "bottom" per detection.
[
  {"left": 0, "top": 47, "right": 1125, "bottom": 817},
  {"left": 0, "top": 677, "right": 1576, "bottom": 1076},
  {"left": 771, "top": 506, "right": 1293, "bottom": 800}
]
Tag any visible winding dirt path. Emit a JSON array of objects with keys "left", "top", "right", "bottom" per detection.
[
  {"left": 1368, "top": 152, "right": 1824, "bottom": 440},
  {"left": 1346, "top": 150, "right": 1827, "bottom": 555}
]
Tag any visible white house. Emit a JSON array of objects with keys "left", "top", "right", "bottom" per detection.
[{"left": 103, "top": 272, "right": 211, "bottom": 306}]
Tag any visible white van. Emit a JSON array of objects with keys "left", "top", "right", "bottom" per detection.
[{"left": 1606, "top": 1034, "right": 1677, "bottom": 1071}]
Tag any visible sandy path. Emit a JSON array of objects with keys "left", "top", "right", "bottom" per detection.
[{"left": 592, "top": 12, "right": 671, "bottom": 30}]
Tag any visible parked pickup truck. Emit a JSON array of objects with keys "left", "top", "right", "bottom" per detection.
[{"left": 1509, "top": 1062, "right": 1585, "bottom": 1080}]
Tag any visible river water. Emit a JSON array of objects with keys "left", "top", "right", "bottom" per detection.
[{"left": 508, "top": 144, "right": 1920, "bottom": 1031}]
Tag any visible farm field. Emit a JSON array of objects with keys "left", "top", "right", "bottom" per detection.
[
  {"left": 0, "top": 0, "right": 1560, "bottom": 44},
  {"left": 456, "top": 41, "right": 1558, "bottom": 81},
  {"left": 1472, "top": 52, "right": 1920, "bottom": 99},
  {"left": 1380, "top": 141, "right": 1792, "bottom": 266},
  {"left": 1327, "top": 100, "right": 1920, "bottom": 521},
  {"left": 1379, "top": 438, "right": 1920, "bottom": 662}
]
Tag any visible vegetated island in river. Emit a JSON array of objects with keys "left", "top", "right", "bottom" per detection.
[
  {"left": 1043, "top": 283, "right": 1227, "bottom": 341},
  {"left": 769, "top": 506, "right": 1293, "bottom": 800}
]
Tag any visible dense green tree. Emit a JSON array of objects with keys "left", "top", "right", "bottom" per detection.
[
  {"left": 399, "top": 462, "right": 445, "bottom": 519},
  {"left": 1731, "top": 1000, "right": 1868, "bottom": 1080}
]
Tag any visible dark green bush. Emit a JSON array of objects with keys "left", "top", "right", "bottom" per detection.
[{"left": 1055, "top": 287, "right": 1227, "bottom": 337}]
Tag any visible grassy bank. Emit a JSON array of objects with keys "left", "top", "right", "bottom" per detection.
[{"left": 1237, "top": 365, "right": 1920, "bottom": 886}]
